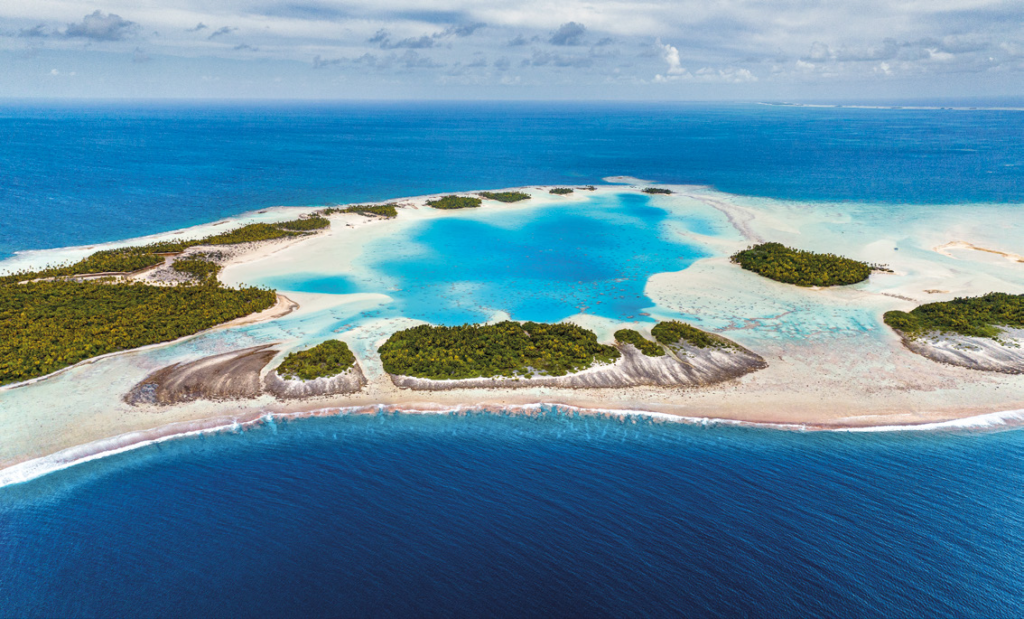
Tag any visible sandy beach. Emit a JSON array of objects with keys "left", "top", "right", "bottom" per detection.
[{"left": 1, "top": 183, "right": 1022, "bottom": 485}]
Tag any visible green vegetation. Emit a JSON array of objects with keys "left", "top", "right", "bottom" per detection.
[
  {"left": 426, "top": 195, "right": 482, "bottom": 210},
  {"left": 580, "top": 186, "right": 596, "bottom": 191},
  {"left": 276, "top": 215, "right": 330, "bottom": 231},
  {"left": 549, "top": 187, "right": 574, "bottom": 195},
  {"left": 378, "top": 321, "right": 620, "bottom": 380},
  {"left": 883, "top": 292, "right": 1024, "bottom": 339},
  {"left": 479, "top": 191, "right": 531, "bottom": 203},
  {"left": 642, "top": 187, "right": 673, "bottom": 194},
  {"left": 276, "top": 339, "right": 357, "bottom": 381},
  {"left": 731, "top": 242, "right": 872, "bottom": 287},
  {"left": 171, "top": 255, "right": 222, "bottom": 281},
  {"left": 326, "top": 204, "right": 399, "bottom": 218},
  {"left": 0, "top": 281, "right": 277, "bottom": 386},
  {"left": 651, "top": 321, "right": 727, "bottom": 349},
  {"left": 0, "top": 216, "right": 328, "bottom": 286},
  {"left": 613, "top": 329, "right": 665, "bottom": 357}
]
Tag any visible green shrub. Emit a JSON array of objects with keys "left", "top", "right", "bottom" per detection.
[
  {"left": 549, "top": 187, "right": 574, "bottom": 195},
  {"left": 276, "top": 216, "right": 330, "bottom": 231},
  {"left": 334, "top": 204, "right": 399, "bottom": 218},
  {"left": 426, "top": 195, "right": 482, "bottom": 210},
  {"left": 276, "top": 339, "right": 357, "bottom": 380},
  {"left": 171, "top": 255, "right": 222, "bottom": 280},
  {"left": 731, "top": 242, "right": 871, "bottom": 287},
  {"left": 651, "top": 321, "right": 726, "bottom": 349},
  {"left": 378, "top": 321, "right": 620, "bottom": 380},
  {"left": 642, "top": 187, "right": 673, "bottom": 194},
  {"left": 614, "top": 329, "right": 665, "bottom": 357},
  {"left": 883, "top": 292, "right": 1024, "bottom": 339},
  {"left": 479, "top": 191, "right": 531, "bottom": 203}
]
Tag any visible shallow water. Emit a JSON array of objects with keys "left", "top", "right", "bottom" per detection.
[{"left": 2, "top": 412, "right": 1022, "bottom": 618}]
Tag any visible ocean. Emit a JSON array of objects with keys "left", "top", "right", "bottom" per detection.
[{"left": 1, "top": 102, "right": 1023, "bottom": 617}]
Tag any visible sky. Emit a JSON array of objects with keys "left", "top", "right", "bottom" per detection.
[{"left": 1, "top": 0, "right": 1022, "bottom": 100}]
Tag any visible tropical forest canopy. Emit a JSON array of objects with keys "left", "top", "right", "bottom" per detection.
[
  {"left": 425, "top": 195, "right": 482, "bottom": 209},
  {"left": 275, "top": 339, "right": 357, "bottom": 381},
  {"left": 324, "top": 204, "right": 399, "bottom": 218},
  {"left": 884, "top": 292, "right": 1024, "bottom": 339},
  {"left": 731, "top": 242, "right": 872, "bottom": 287},
  {"left": 549, "top": 187, "right": 574, "bottom": 195},
  {"left": 613, "top": 328, "right": 665, "bottom": 357},
  {"left": 0, "top": 280, "right": 276, "bottom": 386},
  {"left": 478, "top": 191, "right": 531, "bottom": 203},
  {"left": 378, "top": 321, "right": 620, "bottom": 380}
]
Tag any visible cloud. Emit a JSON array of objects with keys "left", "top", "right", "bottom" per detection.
[
  {"left": 132, "top": 47, "right": 151, "bottom": 63},
  {"left": 550, "top": 22, "right": 586, "bottom": 46},
  {"left": 207, "top": 27, "right": 237, "bottom": 39},
  {"left": 494, "top": 56, "right": 511, "bottom": 71},
  {"left": 466, "top": 53, "right": 487, "bottom": 68},
  {"left": 369, "top": 29, "right": 433, "bottom": 49},
  {"left": 398, "top": 51, "right": 443, "bottom": 68},
  {"left": 312, "top": 54, "right": 343, "bottom": 69},
  {"left": 64, "top": 10, "right": 139, "bottom": 41},
  {"left": 658, "top": 40, "right": 686, "bottom": 76},
  {"left": 508, "top": 34, "right": 529, "bottom": 47},
  {"left": 19, "top": 25, "right": 47, "bottom": 38},
  {"left": 234, "top": 44, "right": 258, "bottom": 51},
  {"left": 438, "top": 23, "right": 486, "bottom": 38},
  {"left": 186, "top": 23, "right": 207, "bottom": 32},
  {"left": 528, "top": 50, "right": 593, "bottom": 68}
]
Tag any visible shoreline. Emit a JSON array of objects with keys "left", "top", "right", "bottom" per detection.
[
  {"left": 3, "top": 401, "right": 1023, "bottom": 489},
  {"left": 2, "top": 182, "right": 1022, "bottom": 487}
]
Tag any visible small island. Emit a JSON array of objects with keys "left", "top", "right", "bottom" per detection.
[
  {"left": 549, "top": 187, "right": 574, "bottom": 195},
  {"left": 265, "top": 339, "right": 367, "bottom": 399},
  {"left": 731, "top": 242, "right": 872, "bottom": 287},
  {"left": 478, "top": 191, "right": 531, "bottom": 203},
  {"left": 884, "top": 293, "right": 1024, "bottom": 373},
  {"left": 379, "top": 320, "right": 766, "bottom": 390},
  {"left": 642, "top": 187, "right": 673, "bottom": 194},
  {"left": 425, "top": 195, "right": 483, "bottom": 209}
]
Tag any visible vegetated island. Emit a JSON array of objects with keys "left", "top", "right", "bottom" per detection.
[
  {"left": 884, "top": 293, "right": 1024, "bottom": 374},
  {"left": 614, "top": 329, "right": 665, "bottom": 357},
  {"left": 549, "top": 187, "right": 574, "bottom": 195},
  {"left": 478, "top": 191, "right": 531, "bottom": 203},
  {"left": 379, "top": 320, "right": 766, "bottom": 390},
  {"left": 731, "top": 242, "right": 872, "bottom": 287},
  {"left": 323, "top": 204, "right": 399, "bottom": 219},
  {"left": 425, "top": 195, "right": 483, "bottom": 209},
  {"left": 265, "top": 339, "right": 367, "bottom": 399},
  {"left": 642, "top": 187, "right": 673, "bottom": 194},
  {"left": 0, "top": 215, "right": 330, "bottom": 387}
]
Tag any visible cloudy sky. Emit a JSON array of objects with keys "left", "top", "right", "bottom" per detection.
[{"left": 2, "top": 0, "right": 1022, "bottom": 100}]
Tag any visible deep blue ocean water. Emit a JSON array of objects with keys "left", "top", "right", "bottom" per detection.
[
  {"left": 2, "top": 102, "right": 1024, "bottom": 617},
  {"left": 2, "top": 413, "right": 1023, "bottom": 618},
  {"left": 1, "top": 101, "right": 1022, "bottom": 259}
]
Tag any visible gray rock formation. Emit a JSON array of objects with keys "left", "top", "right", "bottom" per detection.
[
  {"left": 125, "top": 344, "right": 277, "bottom": 405},
  {"left": 900, "top": 328, "right": 1024, "bottom": 374}
]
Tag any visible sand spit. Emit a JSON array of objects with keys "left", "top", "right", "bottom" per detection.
[
  {"left": 389, "top": 340, "right": 766, "bottom": 391},
  {"left": 125, "top": 345, "right": 278, "bottom": 405},
  {"left": 899, "top": 328, "right": 1024, "bottom": 374},
  {"left": 264, "top": 364, "right": 368, "bottom": 399},
  {"left": 933, "top": 241, "right": 1024, "bottom": 264}
]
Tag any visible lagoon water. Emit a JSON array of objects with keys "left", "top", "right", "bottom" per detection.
[{"left": 1, "top": 102, "right": 1023, "bottom": 617}]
